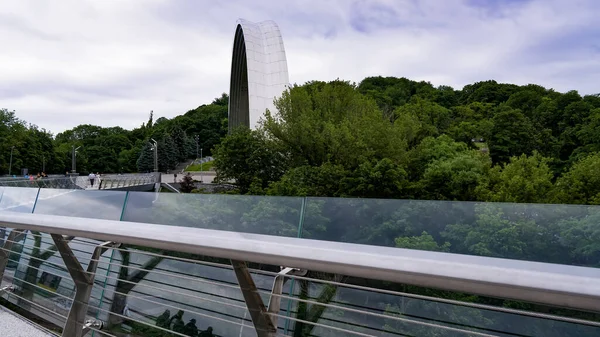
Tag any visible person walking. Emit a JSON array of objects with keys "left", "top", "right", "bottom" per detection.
[{"left": 88, "top": 172, "right": 96, "bottom": 187}]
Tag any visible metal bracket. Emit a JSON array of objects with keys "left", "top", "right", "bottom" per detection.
[
  {"left": 82, "top": 319, "right": 104, "bottom": 335},
  {"left": 51, "top": 235, "right": 117, "bottom": 337},
  {"left": 0, "top": 229, "right": 25, "bottom": 282},
  {"left": 0, "top": 285, "right": 15, "bottom": 294},
  {"left": 231, "top": 261, "right": 307, "bottom": 337},
  {"left": 267, "top": 266, "right": 307, "bottom": 326}
]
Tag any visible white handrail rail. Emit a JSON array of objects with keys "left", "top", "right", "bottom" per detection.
[{"left": 0, "top": 212, "right": 599, "bottom": 313}]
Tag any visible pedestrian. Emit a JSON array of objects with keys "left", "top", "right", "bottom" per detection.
[
  {"left": 174, "top": 172, "right": 177, "bottom": 183},
  {"left": 88, "top": 172, "right": 96, "bottom": 187}
]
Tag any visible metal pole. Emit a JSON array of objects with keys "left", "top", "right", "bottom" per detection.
[
  {"left": 72, "top": 146, "right": 81, "bottom": 173},
  {"left": 200, "top": 148, "right": 203, "bottom": 183},
  {"left": 8, "top": 146, "right": 14, "bottom": 176},
  {"left": 151, "top": 139, "right": 158, "bottom": 172},
  {"left": 154, "top": 146, "right": 158, "bottom": 172}
]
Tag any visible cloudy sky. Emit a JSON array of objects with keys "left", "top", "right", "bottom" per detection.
[{"left": 1, "top": 0, "right": 599, "bottom": 134}]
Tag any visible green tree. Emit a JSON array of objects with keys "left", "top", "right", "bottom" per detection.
[
  {"left": 488, "top": 105, "right": 538, "bottom": 163},
  {"left": 213, "top": 127, "right": 288, "bottom": 194},
  {"left": 137, "top": 143, "right": 155, "bottom": 172},
  {"left": 483, "top": 152, "right": 555, "bottom": 203},
  {"left": 554, "top": 153, "right": 600, "bottom": 204},
  {"left": 264, "top": 80, "right": 406, "bottom": 169},
  {"left": 416, "top": 150, "right": 491, "bottom": 201}
]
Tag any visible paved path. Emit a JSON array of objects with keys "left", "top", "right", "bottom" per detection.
[{"left": 162, "top": 171, "right": 216, "bottom": 184}]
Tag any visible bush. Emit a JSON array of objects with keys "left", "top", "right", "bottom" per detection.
[{"left": 179, "top": 173, "right": 195, "bottom": 193}]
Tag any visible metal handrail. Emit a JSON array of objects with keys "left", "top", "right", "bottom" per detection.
[
  {"left": 98, "top": 173, "right": 158, "bottom": 190},
  {"left": 0, "top": 212, "right": 599, "bottom": 314},
  {"left": 0, "top": 173, "right": 159, "bottom": 190}
]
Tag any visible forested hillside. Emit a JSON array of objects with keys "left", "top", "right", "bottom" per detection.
[
  {"left": 3, "top": 75, "right": 600, "bottom": 206},
  {"left": 214, "top": 77, "right": 600, "bottom": 205},
  {"left": 0, "top": 94, "right": 228, "bottom": 175}
]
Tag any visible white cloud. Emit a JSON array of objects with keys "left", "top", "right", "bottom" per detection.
[{"left": 0, "top": 0, "right": 598, "bottom": 134}]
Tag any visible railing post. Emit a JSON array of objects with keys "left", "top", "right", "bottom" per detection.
[
  {"left": 231, "top": 260, "right": 278, "bottom": 337},
  {"left": 51, "top": 235, "right": 118, "bottom": 337},
  {"left": 0, "top": 229, "right": 25, "bottom": 282}
]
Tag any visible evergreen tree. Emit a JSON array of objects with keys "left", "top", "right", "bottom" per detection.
[
  {"left": 136, "top": 142, "right": 154, "bottom": 172},
  {"left": 185, "top": 137, "right": 196, "bottom": 159},
  {"left": 170, "top": 125, "right": 187, "bottom": 162},
  {"left": 157, "top": 134, "right": 178, "bottom": 172}
]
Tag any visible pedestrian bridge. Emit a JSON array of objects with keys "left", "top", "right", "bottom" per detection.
[
  {"left": 0, "top": 173, "right": 159, "bottom": 191},
  {"left": 0, "top": 186, "right": 599, "bottom": 336}
]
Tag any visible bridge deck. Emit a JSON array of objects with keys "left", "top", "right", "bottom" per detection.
[{"left": 0, "top": 306, "right": 55, "bottom": 337}]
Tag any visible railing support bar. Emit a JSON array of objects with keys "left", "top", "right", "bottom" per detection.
[
  {"left": 51, "top": 235, "right": 117, "bottom": 337},
  {"left": 0, "top": 229, "right": 25, "bottom": 281},
  {"left": 231, "top": 260, "right": 277, "bottom": 337}
]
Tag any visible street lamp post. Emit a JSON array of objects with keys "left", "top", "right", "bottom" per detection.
[
  {"left": 72, "top": 146, "right": 81, "bottom": 173},
  {"left": 200, "top": 148, "right": 203, "bottom": 183},
  {"left": 8, "top": 146, "right": 14, "bottom": 176},
  {"left": 150, "top": 139, "right": 158, "bottom": 172}
]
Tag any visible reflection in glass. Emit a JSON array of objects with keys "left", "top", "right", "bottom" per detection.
[
  {"left": 301, "top": 197, "right": 600, "bottom": 268},
  {"left": 0, "top": 186, "right": 39, "bottom": 213},
  {"left": 100, "top": 249, "right": 283, "bottom": 336},
  {"left": 122, "top": 192, "right": 303, "bottom": 236},
  {"left": 9, "top": 233, "right": 111, "bottom": 329},
  {"left": 33, "top": 189, "right": 127, "bottom": 220},
  {"left": 282, "top": 276, "right": 600, "bottom": 337}
]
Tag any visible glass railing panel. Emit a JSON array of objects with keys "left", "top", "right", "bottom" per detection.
[
  {"left": 280, "top": 275, "right": 600, "bottom": 337},
  {"left": 33, "top": 189, "right": 127, "bottom": 221},
  {"left": 301, "top": 197, "right": 600, "bottom": 268},
  {"left": 0, "top": 179, "right": 35, "bottom": 188},
  {"left": 5, "top": 232, "right": 109, "bottom": 330},
  {"left": 122, "top": 192, "right": 303, "bottom": 236},
  {"left": 96, "top": 248, "right": 280, "bottom": 337},
  {"left": 0, "top": 189, "right": 122, "bottom": 331},
  {"left": 28, "top": 189, "right": 126, "bottom": 326},
  {"left": 0, "top": 186, "right": 39, "bottom": 213}
]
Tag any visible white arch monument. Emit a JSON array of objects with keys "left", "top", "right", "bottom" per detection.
[{"left": 228, "top": 19, "right": 290, "bottom": 131}]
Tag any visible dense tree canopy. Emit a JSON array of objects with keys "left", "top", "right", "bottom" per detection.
[
  {"left": 4, "top": 75, "right": 600, "bottom": 206},
  {"left": 213, "top": 77, "right": 600, "bottom": 207},
  {"left": 0, "top": 95, "right": 228, "bottom": 175}
]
